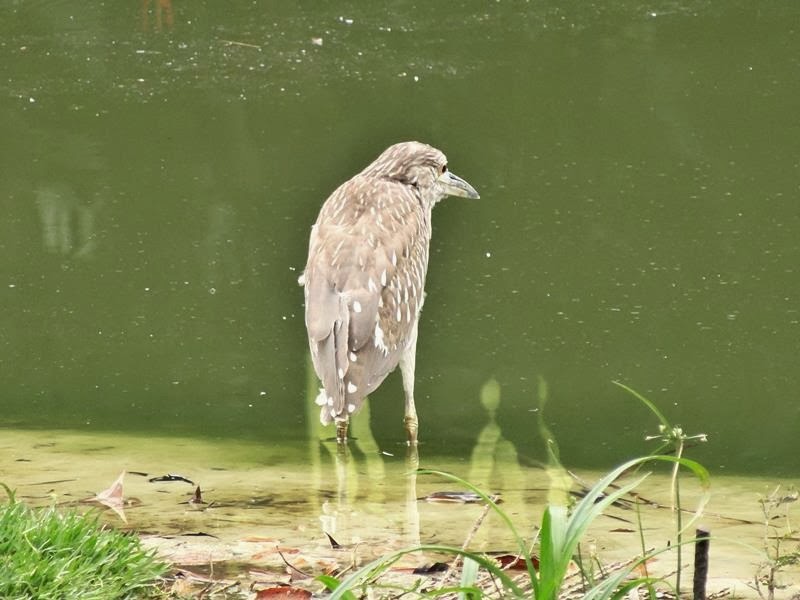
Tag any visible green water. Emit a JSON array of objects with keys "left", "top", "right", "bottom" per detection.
[{"left": 1, "top": 2, "right": 798, "bottom": 475}]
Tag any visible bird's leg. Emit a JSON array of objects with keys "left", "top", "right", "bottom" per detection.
[
  {"left": 399, "top": 323, "right": 419, "bottom": 446},
  {"left": 335, "top": 417, "right": 349, "bottom": 444}
]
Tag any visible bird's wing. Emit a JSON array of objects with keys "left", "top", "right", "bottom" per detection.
[{"left": 303, "top": 176, "right": 427, "bottom": 419}]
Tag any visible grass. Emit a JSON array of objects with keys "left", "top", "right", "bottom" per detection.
[
  {"left": 753, "top": 485, "right": 800, "bottom": 600},
  {"left": 319, "top": 456, "right": 709, "bottom": 600},
  {"left": 0, "top": 484, "right": 167, "bottom": 600}
]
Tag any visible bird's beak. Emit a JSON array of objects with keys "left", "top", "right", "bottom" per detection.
[{"left": 440, "top": 170, "right": 480, "bottom": 199}]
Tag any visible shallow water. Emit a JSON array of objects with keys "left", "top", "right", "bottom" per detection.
[{"left": 4, "top": 427, "right": 799, "bottom": 596}]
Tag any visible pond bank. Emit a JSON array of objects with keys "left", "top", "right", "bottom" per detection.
[{"left": 2, "top": 428, "right": 797, "bottom": 598}]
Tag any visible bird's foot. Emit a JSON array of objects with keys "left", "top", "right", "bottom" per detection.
[
  {"left": 404, "top": 416, "right": 418, "bottom": 447},
  {"left": 335, "top": 419, "right": 349, "bottom": 445}
]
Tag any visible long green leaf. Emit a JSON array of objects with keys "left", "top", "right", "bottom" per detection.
[
  {"left": 458, "top": 557, "right": 480, "bottom": 600},
  {"left": 417, "top": 469, "right": 539, "bottom": 588},
  {"left": 316, "top": 574, "right": 358, "bottom": 600},
  {"left": 327, "top": 545, "right": 522, "bottom": 600},
  {"left": 543, "top": 454, "right": 710, "bottom": 599},
  {"left": 611, "top": 381, "right": 671, "bottom": 430}
]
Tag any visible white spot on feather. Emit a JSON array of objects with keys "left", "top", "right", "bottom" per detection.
[
  {"left": 380, "top": 269, "right": 387, "bottom": 286},
  {"left": 353, "top": 300, "right": 362, "bottom": 313},
  {"left": 315, "top": 390, "right": 327, "bottom": 406},
  {"left": 349, "top": 351, "right": 357, "bottom": 362},
  {"left": 347, "top": 403, "right": 356, "bottom": 413},
  {"left": 374, "top": 322, "right": 387, "bottom": 354},
  {"left": 347, "top": 382, "right": 357, "bottom": 393},
  {"left": 338, "top": 368, "right": 344, "bottom": 379}
]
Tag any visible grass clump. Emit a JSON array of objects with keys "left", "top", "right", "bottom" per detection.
[{"left": 0, "top": 484, "right": 167, "bottom": 600}]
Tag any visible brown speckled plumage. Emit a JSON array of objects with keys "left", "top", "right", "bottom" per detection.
[{"left": 300, "top": 141, "right": 479, "bottom": 444}]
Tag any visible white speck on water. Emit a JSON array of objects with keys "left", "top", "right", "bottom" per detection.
[
  {"left": 209, "top": 287, "right": 216, "bottom": 295},
  {"left": 259, "top": 391, "right": 267, "bottom": 396},
  {"left": 8, "top": 284, "right": 15, "bottom": 288},
  {"left": 485, "top": 252, "right": 491, "bottom": 258}
]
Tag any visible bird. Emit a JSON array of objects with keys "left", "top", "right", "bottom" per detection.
[{"left": 299, "top": 141, "right": 479, "bottom": 445}]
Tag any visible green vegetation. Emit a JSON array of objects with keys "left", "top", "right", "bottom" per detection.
[
  {"left": 318, "top": 381, "right": 712, "bottom": 599},
  {"left": 754, "top": 485, "right": 800, "bottom": 600},
  {"left": 0, "top": 484, "right": 167, "bottom": 600}
]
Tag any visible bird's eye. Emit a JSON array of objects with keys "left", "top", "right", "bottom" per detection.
[{"left": 440, "top": 164, "right": 448, "bottom": 174}]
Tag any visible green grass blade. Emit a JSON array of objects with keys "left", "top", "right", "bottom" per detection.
[
  {"left": 458, "top": 557, "right": 480, "bottom": 600},
  {"left": 316, "top": 574, "right": 358, "bottom": 600},
  {"left": 612, "top": 381, "right": 671, "bottom": 430},
  {"left": 417, "top": 469, "right": 538, "bottom": 585},
  {"left": 327, "top": 545, "right": 522, "bottom": 600}
]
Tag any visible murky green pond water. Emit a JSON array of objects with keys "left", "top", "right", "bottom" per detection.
[{"left": 1, "top": 1, "right": 798, "bottom": 481}]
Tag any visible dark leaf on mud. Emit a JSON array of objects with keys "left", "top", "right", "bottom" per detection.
[
  {"left": 31, "top": 478, "right": 77, "bottom": 486},
  {"left": 412, "top": 561, "right": 449, "bottom": 574},
  {"left": 182, "top": 531, "right": 218, "bottom": 538},
  {"left": 190, "top": 486, "right": 205, "bottom": 504},
  {"left": 609, "top": 527, "right": 636, "bottom": 533},
  {"left": 255, "top": 586, "right": 311, "bottom": 599},
  {"left": 149, "top": 473, "right": 195, "bottom": 484},
  {"left": 423, "top": 491, "right": 500, "bottom": 504},
  {"left": 325, "top": 532, "right": 341, "bottom": 549}
]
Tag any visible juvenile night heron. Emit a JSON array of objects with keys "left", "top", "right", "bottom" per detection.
[{"left": 300, "top": 141, "right": 479, "bottom": 445}]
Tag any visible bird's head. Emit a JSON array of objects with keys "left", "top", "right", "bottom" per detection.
[{"left": 361, "top": 141, "right": 480, "bottom": 206}]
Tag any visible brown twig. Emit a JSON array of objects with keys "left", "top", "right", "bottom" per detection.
[{"left": 436, "top": 494, "right": 499, "bottom": 591}]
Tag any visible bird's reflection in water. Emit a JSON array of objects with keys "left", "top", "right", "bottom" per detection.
[{"left": 305, "top": 355, "right": 525, "bottom": 554}]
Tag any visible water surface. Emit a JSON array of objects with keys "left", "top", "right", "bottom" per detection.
[{"left": 0, "top": 1, "right": 798, "bottom": 477}]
